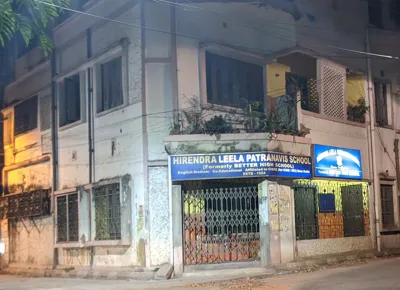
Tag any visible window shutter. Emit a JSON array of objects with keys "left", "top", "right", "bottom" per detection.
[
  {"left": 40, "top": 94, "right": 52, "bottom": 131},
  {"left": 319, "top": 60, "right": 346, "bottom": 120}
]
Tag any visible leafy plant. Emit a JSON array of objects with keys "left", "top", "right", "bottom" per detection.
[
  {"left": 181, "top": 98, "right": 205, "bottom": 134},
  {"left": 0, "top": 0, "right": 70, "bottom": 54},
  {"left": 169, "top": 122, "right": 181, "bottom": 135},
  {"left": 347, "top": 98, "right": 369, "bottom": 123},
  {"left": 204, "top": 115, "right": 233, "bottom": 136},
  {"left": 238, "top": 99, "right": 264, "bottom": 133}
]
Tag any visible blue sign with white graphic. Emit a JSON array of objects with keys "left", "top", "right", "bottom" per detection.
[
  {"left": 170, "top": 152, "right": 312, "bottom": 181},
  {"left": 313, "top": 145, "right": 362, "bottom": 179}
]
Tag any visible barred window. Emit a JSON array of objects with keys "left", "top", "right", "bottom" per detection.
[
  {"left": 93, "top": 183, "right": 121, "bottom": 240},
  {"left": 286, "top": 72, "right": 319, "bottom": 114},
  {"left": 56, "top": 193, "right": 79, "bottom": 242},
  {"left": 294, "top": 181, "right": 369, "bottom": 240}
]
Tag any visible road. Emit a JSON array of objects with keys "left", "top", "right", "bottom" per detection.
[{"left": 0, "top": 257, "right": 400, "bottom": 289}]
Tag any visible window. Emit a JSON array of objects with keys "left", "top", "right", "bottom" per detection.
[
  {"left": 14, "top": 96, "right": 38, "bottom": 135},
  {"left": 374, "top": 81, "right": 389, "bottom": 126},
  {"left": 206, "top": 52, "right": 264, "bottom": 107},
  {"left": 60, "top": 74, "right": 81, "bottom": 126},
  {"left": 56, "top": 193, "right": 79, "bottom": 242},
  {"left": 93, "top": 183, "right": 121, "bottom": 240},
  {"left": 97, "top": 57, "right": 123, "bottom": 113},
  {"left": 381, "top": 185, "right": 395, "bottom": 229},
  {"left": 368, "top": 0, "right": 383, "bottom": 28}
]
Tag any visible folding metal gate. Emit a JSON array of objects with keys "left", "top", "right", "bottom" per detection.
[{"left": 182, "top": 184, "right": 260, "bottom": 265}]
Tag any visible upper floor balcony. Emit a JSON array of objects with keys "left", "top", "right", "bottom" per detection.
[{"left": 169, "top": 49, "right": 370, "bottom": 144}]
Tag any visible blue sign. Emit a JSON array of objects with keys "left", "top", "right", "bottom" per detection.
[
  {"left": 170, "top": 152, "right": 312, "bottom": 181},
  {"left": 314, "top": 145, "right": 362, "bottom": 179}
]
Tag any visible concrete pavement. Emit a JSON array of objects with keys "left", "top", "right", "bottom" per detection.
[{"left": 1, "top": 257, "right": 400, "bottom": 289}]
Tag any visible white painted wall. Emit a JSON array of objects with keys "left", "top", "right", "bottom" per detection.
[{"left": 53, "top": 0, "right": 144, "bottom": 267}]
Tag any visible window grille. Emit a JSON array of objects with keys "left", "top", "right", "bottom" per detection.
[
  {"left": 93, "top": 183, "right": 121, "bottom": 240},
  {"left": 56, "top": 193, "right": 79, "bottom": 242},
  {"left": 322, "top": 65, "right": 345, "bottom": 120}
]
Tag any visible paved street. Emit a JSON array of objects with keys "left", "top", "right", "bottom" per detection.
[{"left": 1, "top": 257, "right": 400, "bottom": 289}]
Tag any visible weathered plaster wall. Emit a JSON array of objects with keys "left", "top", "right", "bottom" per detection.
[
  {"left": 1, "top": 33, "right": 53, "bottom": 269},
  {"left": 6, "top": 163, "right": 51, "bottom": 193},
  {"left": 0, "top": 220, "right": 9, "bottom": 269},
  {"left": 296, "top": 236, "right": 373, "bottom": 258},
  {"left": 4, "top": 62, "right": 50, "bottom": 106},
  {"left": 381, "top": 234, "right": 400, "bottom": 250},
  {"left": 148, "top": 167, "right": 170, "bottom": 266},
  {"left": 165, "top": 133, "right": 311, "bottom": 156},
  {"left": 54, "top": 0, "right": 144, "bottom": 268},
  {"left": 8, "top": 217, "right": 53, "bottom": 267}
]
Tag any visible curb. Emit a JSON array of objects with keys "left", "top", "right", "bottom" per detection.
[{"left": 2, "top": 267, "right": 155, "bottom": 280}]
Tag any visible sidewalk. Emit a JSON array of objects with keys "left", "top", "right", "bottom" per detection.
[
  {"left": 1, "top": 256, "right": 400, "bottom": 290},
  {"left": 1, "top": 250, "right": 377, "bottom": 280}
]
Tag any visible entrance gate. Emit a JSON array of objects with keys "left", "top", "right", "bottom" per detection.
[{"left": 182, "top": 182, "right": 260, "bottom": 265}]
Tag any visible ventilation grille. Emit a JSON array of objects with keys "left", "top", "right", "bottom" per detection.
[
  {"left": 322, "top": 65, "right": 345, "bottom": 120},
  {"left": 40, "top": 94, "right": 52, "bottom": 131}
]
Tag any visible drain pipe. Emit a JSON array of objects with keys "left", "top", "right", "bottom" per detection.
[
  {"left": 86, "top": 28, "right": 95, "bottom": 268},
  {"left": 366, "top": 28, "right": 381, "bottom": 253},
  {"left": 394, "top": 139, "right": 400, "bottom": 216},
  {"left": 51, "top": 43, "right": 59, "bottom": 267}
]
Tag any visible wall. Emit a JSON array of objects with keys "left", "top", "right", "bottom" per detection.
[
  {"left": 294, "top": 0, "right": 369, "bottom": 72},
  {"left": 369, "top": 28, "right": 400, "bottom": 79},
  {"left": 1, "top": 45, "right": 53, "bottom": 268},
  {"left": 297, "top": 236, "right": 373, "bottom": 258},
  {"left": 8, "top": 217, "right": 53, "bottom": 267},
  {"left": 299, "top": 113, "right": 370, "bottom": 180},
  {"left": 53, "top": 0, "right": 144, "bottom": 267}
]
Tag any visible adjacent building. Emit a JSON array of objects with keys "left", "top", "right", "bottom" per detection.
[{"left": 0, "top": 0, "right": 399, "bottom": 276}]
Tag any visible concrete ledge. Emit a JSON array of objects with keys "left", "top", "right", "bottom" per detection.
[
  {"left": 273, "top": 250, "right": 376, "bottom": 272},
  {"left": 183, "top": 267, "right": 276, "bottom": 278},
  {"left": 1, "top": 251, "right": 394, "bottom": 281},
  {"left": 164, "top": 133, "right": 312, "bottom": 144},
  {"left": 2, "top": 266, "right": 155, "bottom": 280}
]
